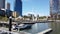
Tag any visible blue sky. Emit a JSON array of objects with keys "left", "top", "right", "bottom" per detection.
[{"left": 7, "top": 0, "right": 50, "bottom": 16}]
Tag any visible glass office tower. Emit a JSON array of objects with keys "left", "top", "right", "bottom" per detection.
[
  {"left": 6, "top": 2, "right": 10, "bottom": 10},
  {"left": 50, "top": 0, "right": 60, "bottom": 19},
  {"left": 14, "top": 0, "right": 22, "bottom": 16},
  {"left": 0, "top": 0, "right": 5, "bottom": 9}
]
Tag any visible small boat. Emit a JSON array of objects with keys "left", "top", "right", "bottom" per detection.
[{"left": 12, "top": 24, "right": 32, "bottom": 30}]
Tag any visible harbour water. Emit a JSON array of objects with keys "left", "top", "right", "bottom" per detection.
[
  {"left": 21, "top": 22, "right": 60, "bottom": 34},
  {"left": 0, "top": 22, "right": 60, "bottom": 34},
  {"left": 21, "top": 23, "right": 50, "bottom": 34},
  {"left": 49, "top": 22, "right": 60, "bottom": 34}
]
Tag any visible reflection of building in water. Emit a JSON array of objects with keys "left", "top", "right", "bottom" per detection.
[{"left": 49, "top": 23, "right": 60, "bottom": 34}]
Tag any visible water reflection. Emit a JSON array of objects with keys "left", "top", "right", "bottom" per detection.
[
  {"left": 21, "top": 23, "right": 60, "bottom": 34},
  {"left": 22, "top": 23, "right": 50, "bottom": 34}
]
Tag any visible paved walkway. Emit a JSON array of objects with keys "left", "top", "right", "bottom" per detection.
[{"left": 0, "top": 27, "right": 31, "bottom": 34}]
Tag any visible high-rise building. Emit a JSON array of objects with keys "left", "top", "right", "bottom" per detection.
[
  {"left": 6, "top": 2, "right": 10, "bottom": 10},
  {"left": 14, "top": 0, "right": 22, "bottom": 16},
  {"left": 6, "top": 10, "right": 12, "bottom": 18},
  {"left": 0, "top": 9, "right": 5, "bottom": 16},
  {"left": 12, "top": 11, "right": 19, "bottom": 18},
  {"left": 0, "top": 0, "right": 5, "bottom": 9},
  {"left": 50, "top": 0, "right": 60, "bottom": 19}
]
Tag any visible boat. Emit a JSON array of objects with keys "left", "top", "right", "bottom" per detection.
[{"left": 12, "top": 24, "right": 32, "bottom": 30}]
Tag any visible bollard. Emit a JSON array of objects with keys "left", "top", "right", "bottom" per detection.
[{"left": 9, "top": 16, "right": 12, "bottom": 31}]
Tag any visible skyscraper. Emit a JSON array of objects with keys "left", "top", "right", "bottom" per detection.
[
  {"left": 6, "top": 2, "right": 10, "bottom": 10},
  {"left": 0, "top": 0, "right": 5, "bottom": 9},
  {"left": 50, "top": 0, "right": 60, "bottom": 19},
  {"left": 14, "top": 0, "right": 22, "bottom": 16}
]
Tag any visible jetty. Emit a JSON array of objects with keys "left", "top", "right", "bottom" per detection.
[{"left": 37, "top": 28, "right": 52, "bottom": 34}]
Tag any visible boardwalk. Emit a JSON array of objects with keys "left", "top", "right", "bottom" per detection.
[{"left": 37, "top": 28, "right": 52, "bottom": 34}]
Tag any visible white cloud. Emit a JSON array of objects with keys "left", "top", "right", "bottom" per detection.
[
  {"left": 23, "top": 11, "right": 45, "bottom": 16},
  {"left": 22, "top": 9, "right": 49, "bottom": 16},
  {"left": 23, "top": 11, "right": 34, "bottom": 15}
]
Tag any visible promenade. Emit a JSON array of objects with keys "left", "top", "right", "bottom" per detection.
[{"left": 0, "top": 27, "right": 31, "bottom": 34}]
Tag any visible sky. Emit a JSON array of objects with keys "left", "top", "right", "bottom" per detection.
[{"left": 6, "top": 0, "right": 50, "bottom": 16}]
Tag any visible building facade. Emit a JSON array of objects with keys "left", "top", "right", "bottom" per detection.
[
  {"left": 5, "top": 2, "right": 11, "bottom": 18},
  {"left": 0, "top": 0, "right": 5, "bottom": 9},
  {"left": 6, "top": 10, "right": 12, "bottom": 18},
  {"left": 50, "top": 0, "right": 60, "bottom": 19},
  {"left": 6, "top": 2, "right": 10, "bottom": 10},
  {"left": 0, "top": 9, "right": 5, "bottom": 16},
  {"left": 14, "top": 0, "right": 22, "bottom": 16},
  {"left": 12, "top": 11, "right": 19, "bottom": 18}
]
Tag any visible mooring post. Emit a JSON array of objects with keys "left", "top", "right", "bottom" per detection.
[{"left": 9, "top": 16, "right": 12, "bottom": 31}]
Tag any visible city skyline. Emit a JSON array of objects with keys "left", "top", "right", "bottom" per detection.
[{"left": 7, "top": 0, "right": 50, "bottom": 16}]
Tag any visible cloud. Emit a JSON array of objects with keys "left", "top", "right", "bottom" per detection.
[
  {"left": 23, "top": 11, "right": 49, "bottom": 16},
  {"left": 23, "top": 11, "right": 34, "bottom": 15},
  {"left": 23, "top": 11, "right": 45, "bottom": 16}
]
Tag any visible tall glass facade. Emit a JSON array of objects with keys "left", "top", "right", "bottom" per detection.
[
  {"left": 50, "top": 0, "right": 60, "bottom": 18},
  {"left": 6, "top": 2, "right": 10, "bottom": 10},
  {"left": 6, "top": 10, "right": 12, "bottom": 18},
  {"left": 50, "top": 0, "right": 58, "bottom": 14},
  {"left": 0, "top": 0, "right": 5, "bottom": 9},
  {"left": 14, "top": 0, "right": 22, "bottom": 16}
]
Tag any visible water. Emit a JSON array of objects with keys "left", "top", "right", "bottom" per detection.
[
  {"left": 49, "top": 22, "right": 60, "bottom": 34},
  {"left": 21, "top": 23, "right": 50, "bottom": 34},
  {"left": 0, "top": 22, "right": 60, "bottom": 34},
  {"left": 21, "top": 23, "right": 60, "bottom": 34}
]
